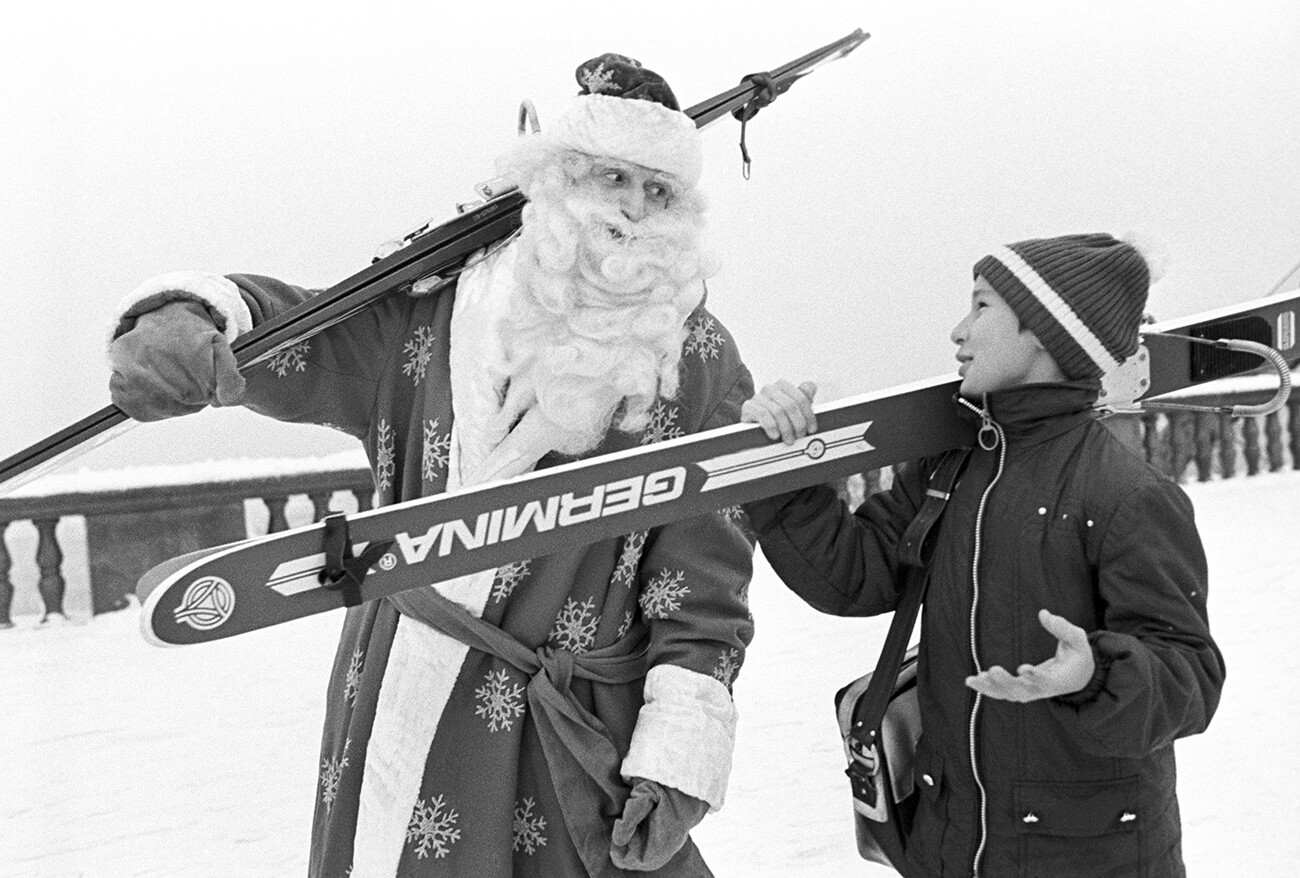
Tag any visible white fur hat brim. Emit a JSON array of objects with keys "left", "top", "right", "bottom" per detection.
[{"left": 548, "top": 94, "right": 703, "bottom": 189}]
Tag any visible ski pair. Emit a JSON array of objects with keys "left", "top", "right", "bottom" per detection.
[{"left": 137, "top": 289, "right": 1299, "bottom": 646}]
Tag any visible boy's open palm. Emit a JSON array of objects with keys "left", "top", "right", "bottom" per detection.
[{"left": 965, "top": 609, "right": 1095, "bottom": 702}]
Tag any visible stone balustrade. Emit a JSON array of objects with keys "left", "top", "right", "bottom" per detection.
[{"left": 0, "top": 457, "right": 373, "bottom": 625}]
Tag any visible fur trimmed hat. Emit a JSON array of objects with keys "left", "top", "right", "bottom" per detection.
[
  {"left": 540, "top": 53, "right": 703, "bottom": 188},
  {"left": 973, "top": 233, "right": 1152, "bottom": 381}
]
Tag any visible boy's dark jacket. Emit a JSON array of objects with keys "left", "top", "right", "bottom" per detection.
[{"left": 746, "top": 382, "right": 1225, "bottom": 878}]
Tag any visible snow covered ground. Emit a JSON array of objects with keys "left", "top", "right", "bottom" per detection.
[{"left": 2, "top": 471, "right": 1298, "bottom": 877}]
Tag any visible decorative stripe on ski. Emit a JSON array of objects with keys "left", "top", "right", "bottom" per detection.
[{"left": 139, "top": 290, "right": 1299, "bottom": 646}]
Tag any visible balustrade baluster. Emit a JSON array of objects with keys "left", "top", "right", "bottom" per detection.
[
  {"left": 1242, "top": 416, "right": 1261, "bottom": 476},
  {"left": 1193, "top": 411, "right": 1217, "bottom": 482},
  {"left": 1216, "top": 412, "right": 1237, "bottom": 479},
  {"left": 33, "top": 517, "right": 66, "bottom": 618},
  {"left": 356, "top": 490, "right": 375, "bottom": 512},
  {"left": 1265, "top": 411, "right": 1284, "bottom": 472},
  {"left": 1140, "top": 411, "right": 1160, "bottom": 467},
  {"left": 0, "top": 521, "right": 12, "bottom": 627},
  {"left": 265, "top": 496, "right": 291, "bottom": 534},
  {"left": 308, "top": 491, "right": 333, "bottom": 522}
]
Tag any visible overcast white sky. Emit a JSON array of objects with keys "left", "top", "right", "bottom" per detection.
[{"left": 2, "top": 0, "right": 1298, "bottom": 471}]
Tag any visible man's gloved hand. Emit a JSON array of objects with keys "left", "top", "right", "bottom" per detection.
[
  {"left": 610, "top": 778, "right": 710, "bottom": 872},
  {"left": 109, "top": 299, "right": 246, "bottom": 421}
]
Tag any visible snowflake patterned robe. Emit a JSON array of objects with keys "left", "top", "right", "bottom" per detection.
[{"left": 114, "top": 250, "right": 756, "bottom": 877}]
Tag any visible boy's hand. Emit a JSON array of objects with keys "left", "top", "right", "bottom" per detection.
[
  {"left": 965, "top": 609, "right": 1095, "bottom": 702},
  {"left": 741, "top": 380, "right": 818, "bottom": 444}
]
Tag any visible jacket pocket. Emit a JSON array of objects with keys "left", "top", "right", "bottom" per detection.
[{"left": 1013, "top": 776, "right": 1140, "bottom": 876}]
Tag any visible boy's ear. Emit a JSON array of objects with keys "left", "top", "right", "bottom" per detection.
[{"left": 1019, "top": 324, "right": 1049, "bottom": 352}]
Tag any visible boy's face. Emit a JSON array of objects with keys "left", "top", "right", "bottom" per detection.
[{"left": 950, "top": 276, "right": 1061, "bottom": 398}]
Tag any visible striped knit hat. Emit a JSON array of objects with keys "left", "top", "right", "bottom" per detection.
[{"left": 973, "top": 233, "right": 1151, "bottom": 381}]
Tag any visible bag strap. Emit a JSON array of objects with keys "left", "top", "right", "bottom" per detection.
[{"left": 851, "top": 447, "right": 971, "bottom": 733}]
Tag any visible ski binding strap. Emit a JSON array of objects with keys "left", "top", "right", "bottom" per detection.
[{"left": 317, "top": 513, "right": 395, "bottom": 607}]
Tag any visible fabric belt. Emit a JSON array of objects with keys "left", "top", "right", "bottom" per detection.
[{"left": 388, "top": 588, "right": 651, "bottom": 878}]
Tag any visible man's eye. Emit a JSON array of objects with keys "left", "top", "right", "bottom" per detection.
[
  {"left": 602, "top": 170, "right": 625, "bottom": 185},
  {"left": 646, "top": 183, "right": 669, "bottom": 201}
]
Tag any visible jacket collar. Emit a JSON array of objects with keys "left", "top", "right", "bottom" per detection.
[{"left": 957, "top": 380, "right": 1101, "bottom": 447}]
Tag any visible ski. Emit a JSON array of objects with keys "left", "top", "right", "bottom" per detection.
[
  {"left": 138, "top": 289, "right": 1299, "bottom": 646},
  {"left": 0, "top": 29, "right": 869, "bottom": 496}
]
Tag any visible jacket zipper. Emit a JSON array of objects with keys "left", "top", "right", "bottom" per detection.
[{"left": 959, "top": 396, "right": 1006, "bottom": 877}]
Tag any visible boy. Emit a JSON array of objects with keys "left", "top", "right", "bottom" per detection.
[{"left": 741, "top": 233, "right": 1224, "bottom": 877}]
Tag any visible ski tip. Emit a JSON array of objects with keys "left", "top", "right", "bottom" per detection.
[
  {"left": 138, "top": 581, "right": 180, "bottom": 649},
  {"left": 136, "top": 545, "right": 236, "bottom": 648}
]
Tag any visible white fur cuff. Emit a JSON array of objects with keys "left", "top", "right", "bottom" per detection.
[
  {"left": 109, "top": 270, "right": 252, "bottom": 346},
  {"left": 621, "top": 664, "right": 738, "bottom": 811}
]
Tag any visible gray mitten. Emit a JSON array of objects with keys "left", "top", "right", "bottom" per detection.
[
  {"left": 109, "top": 299, "right": 246, "bottom": 421},
  {"left": 610, "top": 778, "right": 711, "bottom": 871}
]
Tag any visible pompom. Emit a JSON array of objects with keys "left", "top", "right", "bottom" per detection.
[{"left": 1119, "top": 229, "right": 1169, "bottom": 285}]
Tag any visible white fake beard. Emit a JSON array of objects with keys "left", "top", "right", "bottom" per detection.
[{"left": 497, "top": 165, "right": 716, "bottom": 455}]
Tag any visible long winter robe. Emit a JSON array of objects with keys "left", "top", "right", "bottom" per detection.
[
  {"left": 115, "top": 249, "right": 756, "bottom": 877},
  {"left": 746, "top": 383, "right": 1224, "bottom": 878}
]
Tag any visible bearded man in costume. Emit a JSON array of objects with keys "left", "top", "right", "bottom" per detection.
[{"left": 108, "top": 54, "right": 756, "bottom": 877}]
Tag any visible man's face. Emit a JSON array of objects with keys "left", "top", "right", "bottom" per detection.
[
  {"left": 579, "top": 159, "right": 678, "bottom": 222},
  {"left": 950, "top": 276, "right": 1058, "bottom": 397}
]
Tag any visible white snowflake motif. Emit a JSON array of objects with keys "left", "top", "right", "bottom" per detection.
[
  {"left": 401, "top": 325, "right": 437, "bottom": 385},
  {"left": 580, "top": 62, "right": 616, "bottom": 94},
  {"left": 550, "top": 596, "right": 599, "bottom": 654},
  {"left": 683, "top": 314, "right": 724, "bottom": 360},
  {"left": 640, "top": 569, "right": 690, "bottom": 619},
  {"left": 319, "top": 738, "right": 351, "bottom": 813},
  {"left": 265, "top": 340, "right": 310, "bottom": 377},
  {"left": 474, "top": 668, "right": 526, "bottom": 733},
  {"left": 720, "top": 505, "right": 744, "bottom": 522},
  {"left": 374, "top": 420, "right": 395, "bottom": 493},
  {"left": 343, "top": 647, "right": 363, "bottom": 707},
  {"left": 406, "top": 793, "right": 462, "bottom": 860},
  {"left": 639, "top": 400, "right": 684, "bottom": 446},
  {"left": 491, "top": 560, "right": 531, "bottom": 603},
  {"left": 713, "top": 648, "right": 741, "bottom": 689},
  {"left": 616, "top": 610, "right": 634, "bottom": 640},
  {"left": 421, "top": 418, "right": 451, "bottom": 482},
  {"left": 513, "top": 796, "right": 549, "bottom": 855},
  {"left": 613, "top": 531, "right": 648, "bottom": 588}
]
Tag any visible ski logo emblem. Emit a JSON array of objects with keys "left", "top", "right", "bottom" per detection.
[{"left": 173, "top": 575, "right": 236, "bottom": 630}]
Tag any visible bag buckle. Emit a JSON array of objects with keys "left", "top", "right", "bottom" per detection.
[{"left": 845, "top": 732, "right": 889, "bottom": 822}]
